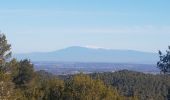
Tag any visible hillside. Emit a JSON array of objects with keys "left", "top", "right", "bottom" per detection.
[
  {"left": 90, "top": 70, "right": 170, "bottom": 100},
  {"left": 54, "top": 70, "right": 170, "bottom": 100}
]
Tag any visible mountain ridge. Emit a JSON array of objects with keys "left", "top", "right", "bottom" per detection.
[{"left": 14, "top": 46, "right": 158, "bottom": 64}]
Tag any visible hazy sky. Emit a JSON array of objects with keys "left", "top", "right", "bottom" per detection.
[{"left": 0, "top": 0, "right": 170, "bottom": 53}]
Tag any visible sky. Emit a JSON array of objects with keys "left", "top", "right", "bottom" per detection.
[{"left": 0, "top": 0, "right": 170, "bottom": 53}]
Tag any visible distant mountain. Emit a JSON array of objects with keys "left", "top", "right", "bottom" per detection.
[{"left": 14, "top": 46, "right": 158, "bottom": 64}]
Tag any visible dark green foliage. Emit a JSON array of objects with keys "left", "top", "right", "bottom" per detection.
[
  {"left": 157, "top": 46, "right": 170, "bottom": 74},
  {"left": 12, "top": 59, "right": 35, "bottom": 87},
  {"left": 90, "top": 70, "right": 170, "bottom": 100}
]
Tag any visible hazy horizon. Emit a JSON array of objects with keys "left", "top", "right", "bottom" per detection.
[
  {"left": 14, "top": 45, "right": 158, "bottom": 54},
  {"left": 0, "top": 0, "right": 170, "bottom": 53}
]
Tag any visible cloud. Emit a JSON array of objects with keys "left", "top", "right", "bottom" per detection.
[
  {"left": 0, "top": 9, "right": 129, "bottom": 17},
  {"left": 39, "top": 25, "right": 170, "bottom": 34},
  {"left": 8, "top": 25, "right": 170, "bottom": 36}
]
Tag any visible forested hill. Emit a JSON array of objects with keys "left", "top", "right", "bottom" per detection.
[
  {"left": 90, "top": 70, "right": 170, "bottom": 100},
  {"left": 49, "top": 70, "right": 170, "bottom": 100}
]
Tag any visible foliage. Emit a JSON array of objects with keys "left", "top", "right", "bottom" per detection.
[
  {"left": 157, "top": 46, "right": 170, "bottom": 74},
  {"left": 11, "top": 59, "right": 35, "bottom": 88},
  {"left": 0, "top": 33, "right": 20, "bottom": 100},
  {"left": 43, "top": 78, "right": 65, "bottom": 100},
  {"left": 90, "top": 70, "right": 170, "bottom": 100},
  {"left": 0, "top": 34, "right": 11, "bottom": 63},
  {"left": 63, "top": 74, "right": 124, "bottom": 100}
]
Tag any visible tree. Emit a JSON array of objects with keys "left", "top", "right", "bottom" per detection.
[
  {"left": 43, "top": 78, "right": 65, "bottom": 100},
  {"left": 0, "top": 34, "right": 11, "bottom": 59},
  {"left": 0, "top": 34, "right": 11, "bottom": 71},
  {"left": 12, "top": 59, "right": 35, "bottom": 88},
  {"left": 0, "top": 33, "right": 20, "bottom": 99},
  {"left": 157, "top": 46, "right": 170, "bottom": 74},
  {"left": 64, "top": 74, "right": 124, "bottom": 100}
]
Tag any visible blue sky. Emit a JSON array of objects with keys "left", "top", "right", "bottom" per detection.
[{"left": 0, "top": 0, "right": 170, "bottom": 53}]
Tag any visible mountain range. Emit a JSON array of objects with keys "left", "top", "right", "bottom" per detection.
[{"left": 14, "top": 46, "right": 159, "bottom": 64}]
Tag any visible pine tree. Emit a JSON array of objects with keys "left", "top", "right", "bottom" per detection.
[
  {"left": 157, "top": 46, "right": 170, "bottom": 74},
  {"left": 0, "top": 33, "right": 18, "bottom": 99}
]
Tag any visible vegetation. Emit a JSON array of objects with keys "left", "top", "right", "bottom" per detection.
[
  {"left": 0, "top": 33, "right": 135, "bottom": 100},
  {"left": 57, "top": 69, "right": 170, "bottom": 100},
  {"left": 89, "top": 70, "right": 170, "bottom": 100},
  {"left": 0, "top": 33, "right": 169, "bottom": 100},
  {"left": 0, "top": 34, "right": 20, "bottom": 100},
  {"left": 157, "top": 47, "right": 170, "bottom": 74}
]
